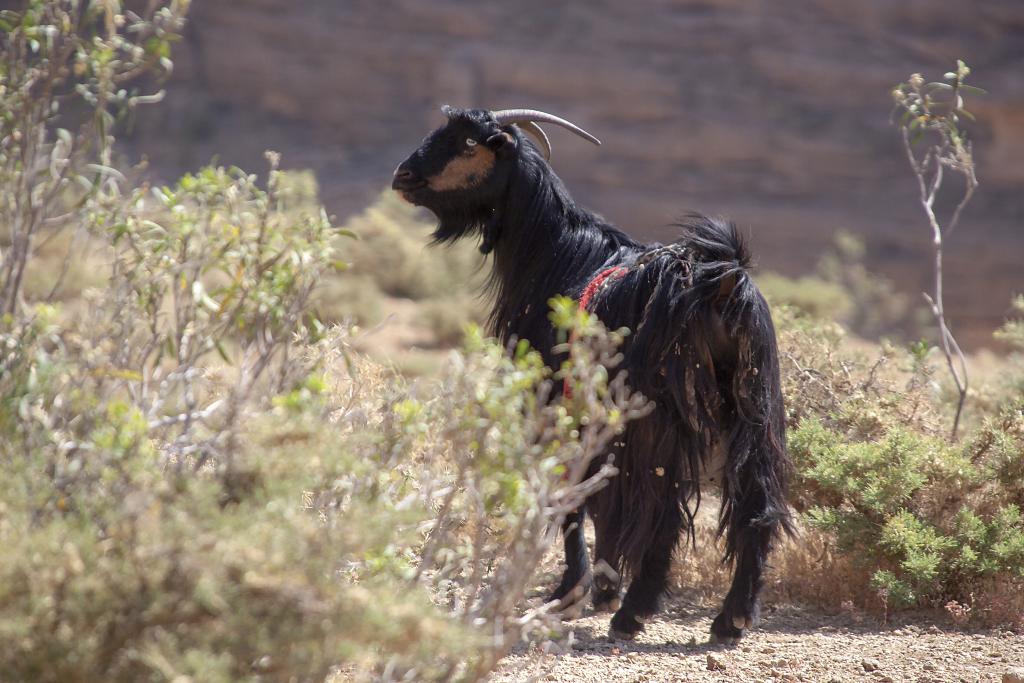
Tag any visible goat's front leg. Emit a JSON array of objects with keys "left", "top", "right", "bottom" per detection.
[
  {"left": 590, "top": 522, "right": 622, "bottom": 613},
  {"left": 547, "top": 507, "right": 591, "bottom": 617}
]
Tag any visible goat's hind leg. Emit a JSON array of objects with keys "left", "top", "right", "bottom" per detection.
[
  {"left": 547, "top": 507, "right": 591, "bottom": 617},
  {"left": 711, "top": 513, "right": 774, "bottom": 645},
  {"left": 709, "top": 276, "right": 792, "bottom": 644},
  {"left": 710, "top": 396, "right": 791, "bottom": 643},
  {"left": 608, "top": 503, "right": 682, "bottom": 640}
]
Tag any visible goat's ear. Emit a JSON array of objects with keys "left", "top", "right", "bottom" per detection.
[{"left": 486, "top": 131, "right": 516, "bottom": 154}]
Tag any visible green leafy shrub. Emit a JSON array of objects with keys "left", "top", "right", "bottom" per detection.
[
  {"left": 777, "top": 302, "right": 1024, "bottom": 618},
  {"left": 0, "top": 7, "right": 653, "bottom": 675},
  {"left": 0, "top": 11, "right": 648, "bottom": 667},
  {"left": 0, "top": 0, "right": 187, "bottom": 313},
  {"left": 758, "top": 63, "right": 1023, "bottom": 622},
  {"left": 0, "top": 156, "right": 646, "bottom": 680}
]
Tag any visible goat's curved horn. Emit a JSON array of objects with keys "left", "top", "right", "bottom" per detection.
[
  {"left": 491, "top": 109, "right": 602, "bottom": 147},
  {"left": 516, "top": 121, "right": 552, "bottom": 160}
]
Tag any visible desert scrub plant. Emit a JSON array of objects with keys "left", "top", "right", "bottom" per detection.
[
  {"left": 774, "top": 301, "right": 1024, "bottom": 620},
  {"left": 789, "top": 415, "right": 1024, "bottom": 612},
  {"left": 2, "top": 6, "right": 654, "bottom": 675},
  {"left": 0, "top": 139, "right": 647, "bottom": 678},
  {"left": 760, "top": 63, "right": 1023, "bottom": 622},
  {"left": 390, "top": 303, "right": 649, "bottom": 680},
  {"left": 67, "top": 155, "right": 341, "bottom": 472},
  {"left": 0, "top": 295, "right": 647, "bottom": 681},
  {"left": 774, "top": 304, "right": 940, "bottom": 440},
  {"left": 0, "top": 322, "right": 472, "bottom": 682},
  {"left": 0, "top": 0, "right": 188, "bottom": 313}
]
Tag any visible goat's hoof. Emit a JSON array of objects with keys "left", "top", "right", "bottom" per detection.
[
  {"left": 709, "top": 631, "right": 741, "bottom": 647},
  {"left": 547, "top": 578, "right": 590, "bottom": 619},
  {"left": 732, "top": 615, "right": 753, "bottom": 630},
  {"left": 608, "top": 626, "right": 636, "bottom": 641},
  {"left": 608, "top": 610, "right": 645, "bottom": 641},
  {"left": 710, "top": 612, "right": 745, "bottom": 646},
  {"left": 592, "top": 583, "right": 621, "bottom": 613},
  {"left": 592, "top": 595, "right": 621, "bottom": 613}
]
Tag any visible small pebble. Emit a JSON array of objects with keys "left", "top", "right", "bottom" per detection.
[
  {"left": 707, "top": 652, "right": 726, "bottom": 671},
  {"left": 862, "top": 658, "right": 881, "bottom": 672}
]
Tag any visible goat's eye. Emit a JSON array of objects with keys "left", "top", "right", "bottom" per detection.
[{"left": 465, "top": 138, "right": 478, "bottom": 148}]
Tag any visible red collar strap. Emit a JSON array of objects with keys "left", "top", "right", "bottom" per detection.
[
  {"left": 564, "top": 266, "right": 629, "bottom": 399},
  {"left": 579, "top": 266, "right": 629, "bottom": 311}
]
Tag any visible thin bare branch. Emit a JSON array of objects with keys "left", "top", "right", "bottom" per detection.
[{"left": 894, "top": 64, "right": 979, "bottom": 440}]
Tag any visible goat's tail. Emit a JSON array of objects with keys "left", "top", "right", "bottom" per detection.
[
  {"left": 667, "top": 215, "right": 795, "bottom": 555},
  {"left": 710, "top": 238, "right": 795, "bottom": 567}
]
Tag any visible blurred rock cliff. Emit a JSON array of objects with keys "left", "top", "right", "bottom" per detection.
[{"left": 123, "top": 0, "right": 1024, "bottom": 346}]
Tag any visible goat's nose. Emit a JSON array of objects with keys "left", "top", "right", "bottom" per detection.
[{"left": 391, "top": 163, "right": 424, "bottom": 191}]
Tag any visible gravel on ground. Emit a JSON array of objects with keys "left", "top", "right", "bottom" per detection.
[{"left": 492, "top": 595, "right": 1024, "bottom": 683}]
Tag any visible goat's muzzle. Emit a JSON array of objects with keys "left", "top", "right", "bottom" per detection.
[{"left": 391, "top": 163, "right": 426, "bottom": 192}]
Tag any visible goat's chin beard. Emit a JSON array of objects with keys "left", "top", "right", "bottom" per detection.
[
  {"left": 391, "top": 190, "right": 473, "bottom": 241},
  {"left": 427, "top": 205, "right": 491, "bottom": 245},
  {"left": 432, "top": 214, "right": 481, "bottom": 243}
]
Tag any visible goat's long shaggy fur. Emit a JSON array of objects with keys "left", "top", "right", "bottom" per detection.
[{"left": 393, "top": 108, "right": 793, "bottom": 643}]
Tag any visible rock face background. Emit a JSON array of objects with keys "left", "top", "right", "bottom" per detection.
[{"left": 124, "top": 0, "right": 1024, "bottom": 346}]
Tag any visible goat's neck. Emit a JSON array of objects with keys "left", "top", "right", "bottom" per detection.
[{"left": 485, "top": 161, "right": 630, "bottom": 347}]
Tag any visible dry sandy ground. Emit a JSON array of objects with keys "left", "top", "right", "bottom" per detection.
[
  {"left": 492, "top": 595, "right": 1024, "bottom": 683},
  {"left": 488, "top": 510, "right": 1022, "bottom": 683}
]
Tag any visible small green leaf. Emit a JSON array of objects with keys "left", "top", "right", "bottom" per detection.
[
  {"left": 959, "top": 84, "right": 987, "bottom": 96},
  {"left": 214, "top": 339, "right": 232, "bottom": 364}
]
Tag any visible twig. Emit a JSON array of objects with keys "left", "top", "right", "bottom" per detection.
[{"left": 893, "top": 65, "right": 978, "bottom": 440}]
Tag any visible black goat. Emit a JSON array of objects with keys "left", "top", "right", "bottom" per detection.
[{"left": 392, "top": 106, "right": 793, "bottom": 643}]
